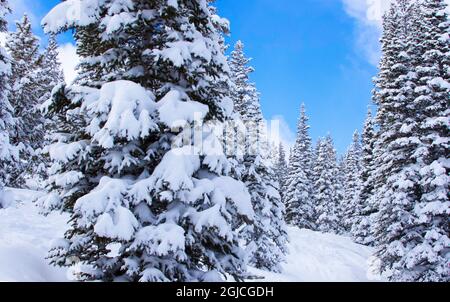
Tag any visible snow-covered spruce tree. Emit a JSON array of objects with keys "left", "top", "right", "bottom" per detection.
[
  {"left": 313, "top": 136, "right": 342, "bottom": 234},
  {"left": 266, "top": 142, "right": 279, "bottom": 169},
  {"left": 351, "top": 108, "right": 377, "bottom": 245},
  {"left": 0, "top": 0, "right": 18, "bottom": 208},
  {"left": 341, "top": 130, "right": 363, "bottom": 233},
  {"left": 229, "top": 40, "right": 256, "bottom": 116},
  {"left": 284, "top": 104, "right": 315, "bottom": 229},
  {"left": 384, "top": 0, "right": 450, "bottom": 282},
  {"left": 371, "top": 0, "right": 422, "bottom": 279},
  {"left": 229, "top": 40, "right": 287, "bottom": 272},
  {"left": 372, "top": 0, "right": 449, "bottom": 282},
  {"left": 5, "top": 14, "right": 46, "bottom": 187},
  {"left": 31, "top": 35, "right": 65, "bottom": 186},
  {"left": 274, "top": 142, "right": 288, "bottom": 197},
  {"left": 367, "top": 5, "right": 401, "bottom": 247},
  {"left": 335, "top": 154, "right": 346, "bottom": 233},
  {"left": 37, "top": 35, "right": 64, "bottom": 105},
  {"left": 42, "top": 0, "right": 254, "bottom": 282},
  {"left": 410, "top": 0, "right": 450, "bottom": 282}
]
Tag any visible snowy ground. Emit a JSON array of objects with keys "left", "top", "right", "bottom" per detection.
[
  {"left": 0, "top": 189, "right": 380, "bottom": 282},
  {"left": 0, "top": 189, "right": 68, "bottom": 281},
  {"left": 250, "top": 228, "right": 379, "bottom": 282}
]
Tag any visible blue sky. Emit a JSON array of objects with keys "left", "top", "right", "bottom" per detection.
[
  {"left": 6, "top": 0, "right": 390, "bottom": 153},
  {"left": 216, "top": 0, "right": 379, "bottom": 153}
]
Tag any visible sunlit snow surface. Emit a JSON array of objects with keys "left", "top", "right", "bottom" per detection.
[
  {"left": 0, "top": 189, "right": 381, "bottom": 282},
  {"left": 250, "top": 228, "right": 381, "bottom": 282},
  {"left": 0, "top": 189, "right": 68, "bottom": 282}
]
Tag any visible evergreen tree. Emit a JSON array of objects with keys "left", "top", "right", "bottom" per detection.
[
  {"left": 335, "top": 154, "right": 346, "bottom": 232},
  {"left": 341, "top": 131, "right": 363, "bottom": 232},
  {"left": 284, "top": 104, "right": 315, "bottom": 229},
  {"left": 274, "top": 142, "right": 288, "bottom": 198},
  {"left": 410, "top": 0, "right": 450, "bottom": 282},
  {"left": 372, "top": 0, "right": 423, "bottom": 279},
  {"left": 38, "top": 35, "right": 64, "bottom": 104},
  {"left": 5, "top": 14, "right": 45, "bottom": 187},
  {"left": 229, "top": 40, "right": 256, "bottom": 116},
  {"left": 0, "top": 0, "right": 18, "bottom": 207},
  {"left": 372, "top": 0, "right": 449, "bottom": 282},
  {"left": 229, "top": 40, "right": 287, "bottom": 272},
  {"left": 313, "top": 136, "right": 341, "bottom": 234},
  {"left": 42, "top": 0, "right": 254, "bottom": 282},
  {"left": 351, "top": 108, "right": 377, "bottom": 245},
  {"left": 268, "top": 142, "right": 279, "bottom": 168},
  {"left": 33, "top": 35, "right": 65, "bottom": 184}
]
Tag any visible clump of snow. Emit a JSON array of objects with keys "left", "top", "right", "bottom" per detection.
[
  {"left": 94, "top": 206, "right": 139, "bottom": 241},
  {"left": 42, "top": 0, "right": 101, "bottom": 34},
  {"left": 86, "top": 80, "right": 158, "bottom": 148},
  {"left": 74, "top": 177, "right": 132, "bottom": 230},
  {"left": 48, "top": 141, "right": 88, "bottom": 163},
  {"left": 211, "top": 176, "right": 254, "bottom": 220},
  {"left": 52, "top": 171, "right": 84, "bottom": 187},
  {"left": 157, "top": 89, "right": 209, "bottom": 129},
  {"left": 132, "top": 223, "right": 186, "bottom": 257},
  {"left": 36, "top": 193, "right": 62, "bottom": 214},
  {"left": 102, "top": 11, "right": 136, "bottom": 35},
  {"left": 429, "top": 77, "right": 450, "bottom": 89},
  {"left": 167, "top": 0, "right": 179, "bottom": 9},
  {"left": 152, "top": 35, "right": 213, "bottom": 68}
]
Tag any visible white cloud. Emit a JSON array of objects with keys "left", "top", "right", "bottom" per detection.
[
  {"left": 341, "top": 0, "right": 391, "bottom": 65},
  {"left": 342, "top": 0, "right": 450, "bottom": 65},
  {"left": 343, "top": 0, "right": 390, "bottom": 27},
  {"left": 57, "top": 43, "right": 79, "bottom": 84},
  {"left": 268, "top": 115, "right": 296, "bottom": 150}
]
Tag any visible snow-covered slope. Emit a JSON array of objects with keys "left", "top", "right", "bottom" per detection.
[
  {"left": 0, "top": 189, "right": 69, "bottom": 282},
  {"left": 0, "top": 189, "right": 379, "bottom": 282},
  {"left": 250, "top": 228, "right": 379, "bottom": 282}
]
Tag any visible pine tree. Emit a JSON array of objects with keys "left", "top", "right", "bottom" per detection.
[
  {"left": 267, "top": 141, "right": 279, "bottom": 168},
  {"left": 38, "top": 35, "right": 64, "bottom": 104},
  {"left": 229, "top": 40, "right": 256, "bottom": 116},
  {"left": 341, "top": 131, "right": 363, "bottom": 233},
  {"left": 284, "top": 105, "right": 315, "bottom": 229},
  {"left": 0, "top": 0, "right": 18, "bottom": 207},
  {"left": 372, "top": 0, "right": 449, "bottom": 282},
  {"left": 5, "top": 14, "right": 45, "bottom": 187},
  {"left": 335, "top": 154, "right": 346, "bottom": 232},
  {"left": 33, "top": 35, "right": 65, "bottom": 185},
  {"left": 313, "top": 136, "right": 341, "bottom": 234},
  {"left": 274, "top": 142, "right": 288, "bottom": 198},
  {"left": 401, "top": 0, "right": 449, "bottom": 282},
  {"left": 351, "top": 108, "right": 377, "bottom": 245},
  {"left": 229, "top": 40, "right": 287, "bottom": 272},
  {"left": 42, "top": 0, "right": 254, "bottom": 282},
  {"left": 372, "top": 0, "right": 423, "bottom": 280}
]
